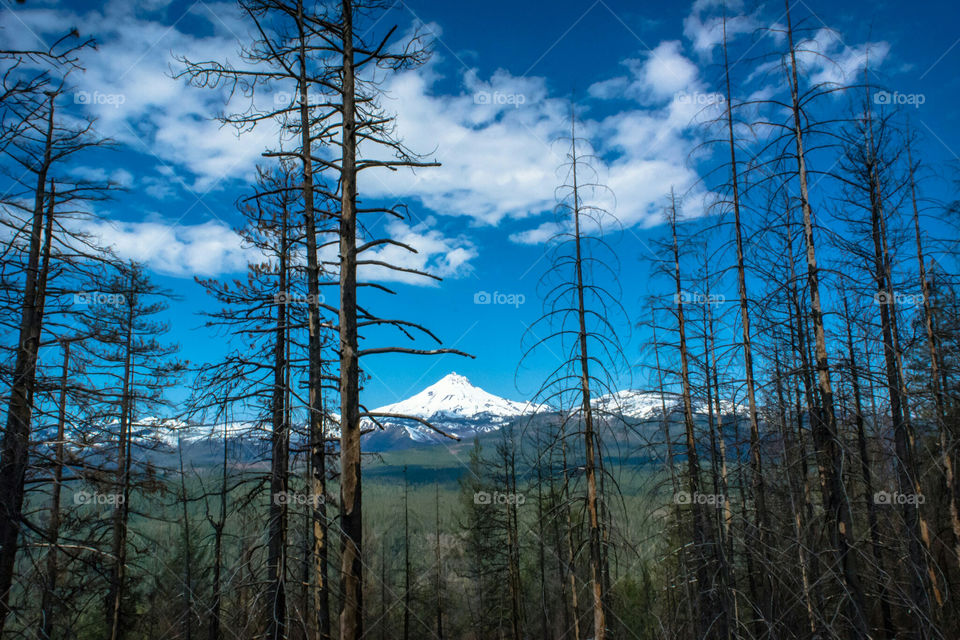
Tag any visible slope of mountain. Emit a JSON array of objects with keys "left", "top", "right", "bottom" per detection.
[
  {"left": 593, "top": 390, "right": 666, "bottom": 420},
  {"left": 112, "top": 375, "right": 729, "bottom": 459}
]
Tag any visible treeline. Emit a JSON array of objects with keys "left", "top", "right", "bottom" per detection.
[
  {"left": 635, "top": 3, "right": 960, "bottom": 639},
  {"left": 0, "top": 1, "right": 470, "bottom": 639}
]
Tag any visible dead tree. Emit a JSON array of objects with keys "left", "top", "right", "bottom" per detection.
[
  {"left": 178, "top": 6, "right": 469, "bottom": 636},
  {"left": 775, "top": 5, "right": 869, "bottom": 634},
  {"left": 665, "top": 191, "right": 724, "bottom": 639},
  {"left": 0, "top": 56, "right": 113, "bottom": 629},
  {"left": 904, "top": 129, "right": 960, "bottom": 569},
  {"left": 521, "top": 109, "right": 631, "bottom": 640}
]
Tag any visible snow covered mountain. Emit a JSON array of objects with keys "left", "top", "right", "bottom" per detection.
[
  {"left": 110, "top": 375, "right": 716, "bottom": 456},
  {"left": 364, "top": 372, "right": 538, "bottom": 447},
  {"left": 593, "top": 390, "right": 666, "bottom": 420}
]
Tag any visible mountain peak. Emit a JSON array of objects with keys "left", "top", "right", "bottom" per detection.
[
  {"left": 435, "top": 371, "right": 470, "bottom": 386},
  {"left": 371, "top": 372, "right": 529, "bottom": 427}
]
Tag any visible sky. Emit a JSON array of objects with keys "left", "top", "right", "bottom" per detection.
[{"left": 3, "top": 0, "right": 959, "bottom": 409}]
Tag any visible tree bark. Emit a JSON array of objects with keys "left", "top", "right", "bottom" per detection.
[
  {"left": 570, "top": 119, "right": 607, "bottom": 640},
  {"left": 908, "top": 136, "right": 960, "bottom": 567},
  {"left": 0, "top": 97, "right": 55, "bottom": 634},
  {"left": 668, "top": 193, "right": 717, "bottom": 638},
  {"left": 266, "top": 202, "right": 290, "bottom": 640},
  {"left": 40, "top": 339, "right": 69, "bottom": 640},
  {"left": 109, "top": 274, "right": 136, "bottom": 640},
  {"left": 783, "top": 5, "right": 868, "bottom": 634},
  {"left": 337, "top": 2, "right": 363, "bottom": 638}
]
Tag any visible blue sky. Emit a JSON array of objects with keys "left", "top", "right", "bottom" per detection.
[{"left": 5, "top": 0, "right": 959, "bottom": 409}]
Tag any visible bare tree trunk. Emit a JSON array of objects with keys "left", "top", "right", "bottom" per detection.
[
  {"left": 570, "top": 116, "right": 607, "bottom": 640},
  {"left": 293, "top": 4, "right": 330, "bottom": 637},
  {"left": 504, "top": 436, "right": 523, "bottom": 640},
  {"left": 845, "top": 297, "right": 895, "bottom": 639},
  {"left": 109, "top": 276, "right": 136, "bottom": 640},
  {"left": 208, "top": 413, "right": 228, "bottom": 640},
  {"left": 908, "top": 137, "right": 960, "bottom": 566},
  {"left": 0, "top": 98, "right": 55, "bottom": 633},
  {"left": 785, "top": 221, "right": 826, "bottom": 625},
  {"left": 773, "top": 345, "right": 818, "bottom": 636},
  {"left": 783, "top": 5, "right": 868, "bottom": 635},
  {"left": 651, "top": 320, "right": 695, "bottom": 632},
  {"left": 178, "top": 440, "right": 195, "bottom": 640},
  {"left": 337, "top": 2, "right": 363, "bottom": 638},
  {"left": 549, "top": 463, "right": 571, "bottom": 639},
  {"left": 40, "top": 339, "right": 69, "bottom": 640},
  {"left": 403, "top": 468, "right": 410, "bottom": 640},
  {"left": 704, "top": 293, "right": 737, "bottom": 638},
  {"left": 668, "top": 193, "right": 717, "bottom": 638},
  {"left": 267, "top": 203, "right": 290, "bottom": 640},
  {"left": 561, "top": 438, "right": 581, "bottom": 640},
  {"left": 535, "top": 441, "right": 550, "bottom": 640},
  {"left": 720, "top": 22, "right": 770, "bottom": 622},
  {"left": 863, "top": 111, "right": 933, "bottom": 628},
  {"left": 435, "top": 482, "right": 443, "bottom": 639}
]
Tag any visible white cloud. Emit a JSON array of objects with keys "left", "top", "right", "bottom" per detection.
[
  {"left": 636, "top": 41, "right": 701, "bottom": 100},
  {"left": 800, "top": 30, "right": 889, "bottom": 86},
  {"left": 683, "top": 0, "right": 757, "bottom": 57},
  {"left": 510, "top": 221, "right": 562, "bottom": 245},
  {"left": 373, "top": 49, "right": 711, "bottom": 237},
  {"left": 84, "top": 219, "right": 252, "bottom": 277},
  {"left": 83, "top": 213, "right": 475, "bottom": 285},
  {"left": 589, "top": 41, "right": 701, "bottom": 104},
  {"left": 364, "top": 66, "right": 565, "bottom": 226},
  {"left": 352, "top": 218, "right": 477, "bottom": 285},
  {"left": 9, "top": 0, "right": 886, "bottom": 266},
  {"left": 70, "top": 166, "right": 135, "bottom": 188},
  {"left": 2, "top": 0, "right": 276, "bottom": 194}
]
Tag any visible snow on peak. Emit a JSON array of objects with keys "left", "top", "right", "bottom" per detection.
[
  {"left": 371, "top": 373, "right": 531, "bottom": 421},
  {"left": 593, "top": 390, "right": 668, "bottom": 419}
]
